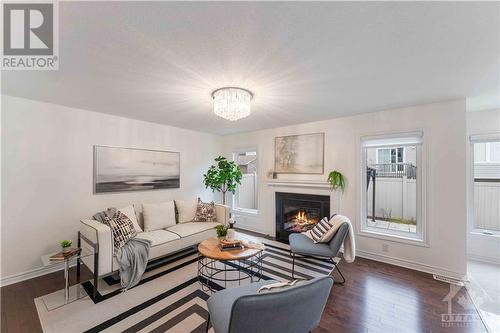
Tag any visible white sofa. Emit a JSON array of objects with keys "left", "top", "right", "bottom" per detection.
[{"left": 78, "top": 201, "right": 229, "bottom": 297}]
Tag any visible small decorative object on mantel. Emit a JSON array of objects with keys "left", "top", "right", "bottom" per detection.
[
  {"left": 203, "top": 156, "right": 242, "bottom": 205},
  {"left": 60, "top": 240, "right": 73, "bottom": 253},
  {"left": 327, "top": 170, "right": 346, "bottom": 213},
  {"left": 274, "top": 132, "right": 325, "bottom": 174},
  {"left": 267, "top": 170, "right": 277, "bottom": 179}
]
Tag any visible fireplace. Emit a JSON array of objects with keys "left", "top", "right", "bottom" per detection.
[{"left": 275, "top": 192, "right": 330, "bottom": 243}]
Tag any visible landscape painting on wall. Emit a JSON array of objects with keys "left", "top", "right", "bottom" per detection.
[
  {"left": 275, "top": 132, "right": 324, "bottom": 174},
  {"left": 94, "top": 146, "right": 180, "bottom": 193}
]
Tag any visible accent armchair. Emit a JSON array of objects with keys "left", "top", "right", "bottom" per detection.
[
  {"left": 289, "top": 222, "right": 349, "bottom": 284},
  {"left": 206, "top": 276, "right": 334, "bottom": 333}
]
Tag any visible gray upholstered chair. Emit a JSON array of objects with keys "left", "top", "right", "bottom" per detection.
[
  {"left": 206, "top": 276, "right": 333, "bottom": 333},
  {"left": 289, "top": 222, "right": 349, "bottom": 284}
]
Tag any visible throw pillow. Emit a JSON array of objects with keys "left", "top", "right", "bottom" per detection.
[
  {"left": 118, "top": 205, "right": 142, "bottom": 232},
  {"left": 142, "top": 201, "right": 176, "bottom": 232},
  {"left": 102, "top": 211, "right": 136, "bottom": 249},
  {"left": 174, "top": 199, "right": 198, "bottom": 223},
  {"left": 320, "top": 214, "right": 349, "bottom": 243},
  {"left": 310, "top": 216, "right": 334, "bottom": 243},
  {"left": 193, "top": 198, "right": 217, "bottom": 222},
  {"left": 258, "top": 279, "right": 306, "bottom": 293}
]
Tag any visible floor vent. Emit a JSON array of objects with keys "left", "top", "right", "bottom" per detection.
[{"left": 433, "top": 274, "right": 464, "bottom": 286}]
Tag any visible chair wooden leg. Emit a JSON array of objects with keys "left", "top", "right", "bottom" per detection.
[
  {"left": 205, "top": 313, "right": 210, "bottom": 333},
  {"left": 291, "top": 253, "right": 295, "bottom": 280}
]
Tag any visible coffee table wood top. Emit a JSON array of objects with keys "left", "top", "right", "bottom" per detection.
[{"left": 198, "top": 233, "right": 263, "bottom": 261}]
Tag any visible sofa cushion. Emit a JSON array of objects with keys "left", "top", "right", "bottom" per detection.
[
  {"left": 166, "top": 222, "right": 221, "bottom": 238},
  {"left": 142, "top": 201, "right": 176, "bottom": 232},
  {"left": 118, "top": 205, "right": 142, "bottom": 232},
  {"left": 175, "top": 199, "right": 198, "bottom": 223},
  {"left": 193, "top": 198, "right": 217, "bottom": 222},
  {"left": 135, "top": 230, "right": 180, "bottom": 247}
]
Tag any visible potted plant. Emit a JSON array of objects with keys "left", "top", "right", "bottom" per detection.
[
  {"left": 215, "top": 225, "right": 229, "bottom": 240},
  {"left": 203, "top": 156, "right": 242, "bottom": 205},
  {"left": 327, "top": 170, "right": 346, "bottom": 213},
  {"left": 60, "top": 240, "right": 73, "bottom": 253}
]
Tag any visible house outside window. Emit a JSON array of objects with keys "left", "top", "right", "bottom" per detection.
[
  {"left": 361, "top": 133, "right": 425, "bottom": 243},
  {"left": 471, "top": 140, "right": 500, "bottom": 232},
  {"left": 233, "top": 150, "right": 258, "bottom": 213}
]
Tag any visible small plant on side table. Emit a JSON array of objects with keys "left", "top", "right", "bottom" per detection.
[
  {"left": 215, "top": 225, "right": 229, "bottom": 240},
  {"left": 60, "top": 240, "right": 72, "bottom": 253}
]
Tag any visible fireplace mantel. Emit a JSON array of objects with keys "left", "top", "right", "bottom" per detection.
[{"left": 266, "top": 179, "right": 331, "bottom": 190}]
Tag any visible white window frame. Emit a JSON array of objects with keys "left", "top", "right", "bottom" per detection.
[
  {"left": 232, "top": 147, "right": 258, "bottom": 215},
  {"left": 359, "top": 131, "right": 428, "bottom": 247},
  {"left": 469, "top": 134, "right": 500, "bottom": 236},
  {"left": 376, "top": 147, "right": 405, "bottom": 164}
]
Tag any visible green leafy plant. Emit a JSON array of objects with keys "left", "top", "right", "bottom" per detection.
[
  {"left": 327, "top": 170, "right": 346, "bottom": 193},
  {"left": 60, "top": 240, "right": 72, "bottom": 248},
  {"left": 203, "top": 156, "right": 242, "bottom": 205},
  {"left": 215, "top": 225, "right": 229, "bottom": 238}
]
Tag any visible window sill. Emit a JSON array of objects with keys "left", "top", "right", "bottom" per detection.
[
  {"left": 470, "top": 230, "right": 500, "bottom": 238},
  {"left": 359, "top": 227, "right": 429, "bottom": 247}
]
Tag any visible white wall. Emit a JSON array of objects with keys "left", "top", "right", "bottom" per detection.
[
  {"left": 467, "top": 109, "right": 500, "bottom": 264},
  {"left": 222, "top": 100, "right": 467, "bottom": 279},
  {"left": 1, "top": 95, "right": 221, "bottom": 282}
]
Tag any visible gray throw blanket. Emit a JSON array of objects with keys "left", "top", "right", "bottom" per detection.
[{"left": 93, "top": 208, "right": 151, "bottom": 290}]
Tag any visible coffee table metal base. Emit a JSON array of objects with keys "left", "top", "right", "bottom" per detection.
[{"left": 197, "top": 252, "right": 263, "bottom": 293}]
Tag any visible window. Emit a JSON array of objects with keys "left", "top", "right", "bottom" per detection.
[
  {"left": 471, "top": 139, "right": 500, "bottom": 232},
  {"left": 361, "top": 133, "right": 424, "bottom": 242},
  {"left": 233, "top": 150, "right": 258, "bottom": 212},
  {"left": 474, "top": 142, "right": 500, "bottom": 164}
]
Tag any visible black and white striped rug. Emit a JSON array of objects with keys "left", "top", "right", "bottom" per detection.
[{"left": 35, "top": 237, "right": 336, "bottom": 333}]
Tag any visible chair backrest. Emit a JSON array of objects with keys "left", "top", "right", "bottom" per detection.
[
  {"left": 328, "top": 222, "right": 350, "bottom": 255},
  {"left": 228, "top": 276, "right": 334, "bottom": 333}
]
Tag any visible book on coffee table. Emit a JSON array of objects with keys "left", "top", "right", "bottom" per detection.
[
  {"left": 218, "top": 242, "right": 244, "bottom": 251},
  {"left": 49, "top": 248, "right": 81, "bottom": 261}
]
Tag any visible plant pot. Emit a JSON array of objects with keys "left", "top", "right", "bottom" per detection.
[{"left": 62, "top": 247, "right": 71, "bottom": 253}]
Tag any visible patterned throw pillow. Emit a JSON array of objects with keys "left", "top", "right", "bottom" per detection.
[
  {"left": 310, "top": 216, "right": 334, "bottom": 243},
  {"left": 102, "top": 210, "right": 136, "bottom": 249},
  {"left": 193, "top": 198, "right": 217, "bottom": 222}
]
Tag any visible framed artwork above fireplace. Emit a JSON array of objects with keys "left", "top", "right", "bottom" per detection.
[{"left": 274, "top": 132, "right": 324, "bottom": 174}]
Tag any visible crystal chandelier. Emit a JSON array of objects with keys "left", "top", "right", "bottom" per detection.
[{"left": 212, "top": 87, "right": 253, "bottom": 121}]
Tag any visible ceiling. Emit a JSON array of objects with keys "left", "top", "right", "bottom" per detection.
[{"left": 2, "top": 1, "right": 499, "bottom": 135}]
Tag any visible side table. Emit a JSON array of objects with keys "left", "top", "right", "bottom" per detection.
[{"left": 40, "top": 248, "right": 92, "bottom": 310}]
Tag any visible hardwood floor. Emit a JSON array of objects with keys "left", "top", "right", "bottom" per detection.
[{"left": 1, "top": 256, "right": 486, "bottom": 333}]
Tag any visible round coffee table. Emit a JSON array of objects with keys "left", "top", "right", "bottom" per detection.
[{"left": 197, "top": 235, "right": 263, "bottom": 293}]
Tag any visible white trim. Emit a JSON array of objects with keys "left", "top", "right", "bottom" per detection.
[
  {"left": 356, "top": 249, "right": 465, "bottom": 281},
  {"left": 0, "top": 262, "right": 75, "bottom": 287},
  {"left": 469, "top": 132, "right": 500, "bottom": 143},
  {"left": 358, "top": 228, "right": 430, "bottom": 247},
  {"left": 359, "top": 130, "right": 428, "bottom": 245},
  {"left": 266, "top": 180, "right": 331, "bottom": 189},
  {"left": 467, "top": 253, "right": 500, "bottom": 265}
]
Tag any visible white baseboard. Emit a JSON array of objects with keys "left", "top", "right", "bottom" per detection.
[
  {"left": 356, "top": 249, "right": 466, "bottom": 281},
  {"left": 467, "top": 253, "right": 500, "bottom": 265},
  {"left": 1, "top": 264, "right": 66, "bottom": 287}
]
